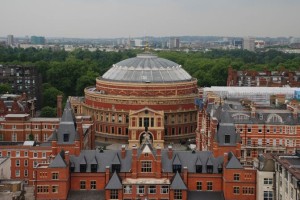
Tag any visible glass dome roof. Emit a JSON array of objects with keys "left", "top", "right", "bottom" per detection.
[{"left": 101, "top": 54, "right": 192, "bottom": 83}]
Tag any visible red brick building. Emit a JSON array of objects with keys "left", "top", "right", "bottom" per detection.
[
  {"left": 70, "top": 53, "right": 198, "bottom": 146},
  {"left": 196, "top": 94, "right": 300, "bottom": 167},
  {"left": 227, "top": 67, "right": 300, "bottom": 87},
  {"left": 0, "top": 100, "right": 94, "bottom": 187}
]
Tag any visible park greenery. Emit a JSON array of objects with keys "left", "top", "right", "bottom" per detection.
[{"left": 0, "top": 46, "right": 300, "bottom": 116}]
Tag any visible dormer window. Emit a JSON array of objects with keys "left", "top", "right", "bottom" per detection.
[
  {"left": 173, "top": 164, "right": 181, "bottom": 173},
  {"left": 225, "top": 135, "right": 230, "bottom": 144},
  {"left": 91, "top": 164, "right": 97, "bottom": 172},
  {"left": 112, "top": 164, "right": 121, "bottom": 173},
  {"left": 207, "top": 165, "right": 213, "bottom": 173},
  {"left": 196, "top": 165, "right": 202, "bottom": 173},
  {"left": 70, "top": 162, "right": 75, "bottom": 172},
  {"left": 80, "top": 164, "right": 86, "bottom": 172},
  {"left": 63, "top": 134, "right": 69, "bottom": 142}
]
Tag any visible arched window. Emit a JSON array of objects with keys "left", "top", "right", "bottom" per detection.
[{"left": 266, "top": 114, "right": 283, "bottom": 123}]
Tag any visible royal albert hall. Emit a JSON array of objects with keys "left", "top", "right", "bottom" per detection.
[{"left": 72, "top": 53, "right": 198, "bottom": 148}]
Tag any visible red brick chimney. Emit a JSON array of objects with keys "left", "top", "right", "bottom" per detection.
[
  {"left": 105, "top": 166, "right": 110, "bottom": 184},
  {"left": 156, "top": 145, "right": 162, "bottom": 178},
  {"left": 57, "top": 95, "right": 63, "bottom": 118},
  {"left": 183, "top": 166, "right": 188, "bottom": 185},
  {"left": 132, "top": 145, "right": 138, "bottom": 178},
  {"left": 168, "top": 145, "right": 173, "bottom": 159},
  {"left": 121, "top": 145, "right": 126, "bottom": 159}
]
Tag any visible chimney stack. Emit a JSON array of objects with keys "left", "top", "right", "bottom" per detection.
[
  {"left": 105, "top": 166, "right": 110, "bottom": 184},
  {"left": 121, "top": 145, "right": 126, "bottom": 159},
  {"left": 168, "top": 145, "right": 173, "bottom": 159},
  {"left": 57, "top": 95, "right": 63, "bottom": 118},
  {"left": 183, "top": 166, "right": 188, "bottom": 185}
]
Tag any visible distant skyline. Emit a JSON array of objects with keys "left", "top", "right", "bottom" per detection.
[{"left": 1, "top": 0, "right": 300, "bottom": 38}]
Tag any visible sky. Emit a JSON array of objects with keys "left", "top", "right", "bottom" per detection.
[{"left": 1, "top": 0, "right": 300, "bottom": 38}]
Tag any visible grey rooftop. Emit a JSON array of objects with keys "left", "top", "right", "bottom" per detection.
[{"left": 102, "top": 54, "right": 192, "bottom": 83}]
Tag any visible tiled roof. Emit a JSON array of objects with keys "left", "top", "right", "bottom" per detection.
[
  {"left": 105, "top": 171, "right": 122, "bottom": 189},
  {"left": 226, "top": 152, "right": 243, "bottom": 169},
  {"left": 67, "top": 190, "right": 104, "bottom": 200},
  {"left": 170, "top": 172, "right": 187, "bottom": 190},
  {"left": 49, "top": 153, "right": 67, "bottom": 168},
  {"left": 188, "top": 191, "right": 225, "bottom": 200}
]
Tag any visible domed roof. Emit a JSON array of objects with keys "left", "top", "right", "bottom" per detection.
[{"left": 102, "top": 54, "right": 192, "bottom": 83}]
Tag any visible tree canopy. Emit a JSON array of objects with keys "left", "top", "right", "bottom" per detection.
[{"left": 0, "top": 46, "right": 300, "bottom": 109}]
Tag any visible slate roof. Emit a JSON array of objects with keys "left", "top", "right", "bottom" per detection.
[
  {"left": 67, "top": 190, "right": 104, "bottom": 200},
  {"left": 69, "top": 149, "right": 133, "bottom": 173},
  {"left": 111, "top": 153, "right": 121, "bottom": 165},
  {"left": 69, "top": 148, "right": 224, "bottom": 174},
  {"left": 170, "top": 172, "right": 187, "bottom": 190},
  {"left": 173, "top": 154, "right": 182, "bottom": 165},
  {"left": 206, "top": 101, "right": 300, "bottom": 125},
  {"left": 105, "top": 171, "right": 122, "bottom": 189},
  {"left": 161, "top": 150, "right": 223, "bottom": 173},
  {"left": 226, "top": 152, "right": 243, "bottom": 169},
  {"left": 49, "top": 153, "right": 67, "bottom": 168},
  {"left": 215, "top": 123, "right": 241, "bottom": 146},
  {"left": 188, "top": 191, "right": 225, "bottom": 200},
  {"left": 56, "top": 101, "right": 78, "bottom": 144}
]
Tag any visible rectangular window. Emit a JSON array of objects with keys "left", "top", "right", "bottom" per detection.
[
  {"left": 141, "top": 161, "right": 152, "bottom": 172},
  {"left": 24, "top": 160, "right": 28, "bottom": 167},
  {"left": 234, "top": 174, "right": 240, "bottom": 181},
  {"left": 24, "top": 170, "right": 28, "bottom": 177},
  {"left": 33, "top": 152, "right": 38, "bottom": 158},
  {"left": 123, "top": 185, "right": 132, "bottom": 194},
  {"left": 52, "top": 185, "right": 58, "bottom": 193},
  {"left": 196, "top": 182, "right": 202, "bottom": 191},
  {"left": 90, "top": 181, "right": 96, "bottom": 189},
  {"left": 139, "top": 118, "right": 143, "bottom": 127},
  {"left": 15, "top": 169, "right": 20, "bottom": 177},
  {"left": 16, "top": 159, "right": 20, "bottom": 167},
  {"left": 161, "top": 185, "right": 169, "bottom": 194},
  {"left": 174, "top": 189, "right": 182, "bottom": 200},
  {"left": 264, "top": 178, "right": 273, "bottom": 185},
  {"left": 42, "top": 152, "right": 46, "bottom": 158},
  {"left": 7, "top": 151, "right": 11, "bottom": 157},
  {"left": 118, "top": 115, "right": 122, "bottom": 123},
  {"left": 263, "top": 191, "right": 273, "bottom": 200},
  {"left": 207, "top": 182, "right": 213, "bottom": 191},
  {"left": 52, "top": 173, "right": 58, "bottom": 180},
  {"left": 80, "top": 181, "right": 86, "bottom": 190},
  {"left": 16, "top": 151, "right": 20, "bottom": 157},
  {"left": 110, "top": 189, "right": 118, "bottom": 199},
  {"left": 148, "top": 185, "right": 156, "bottom": 194},
  {"left": 225, "top": 135, "right": 230, "bottom": 144},
  {"left": 137, "top": 185, "right": 145, "bottom": 194},
  {"left": 233, "top": 186, "right": 240, "bottom": 194}
]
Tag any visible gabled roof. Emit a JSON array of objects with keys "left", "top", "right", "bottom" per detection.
[
  {"left": 142, "top": 144, "right": 152, "bottom": 154},
  {"left": 173, "top": 154, "right": 182, "bottom": 165},
  {"left": 170, "top": 172, "right": 187, "bottom": 190},
  {"left": 226, "top": 152, "right": 243, "bottom": 169},
  {"left": 105, "top": 171, "right": 122, "bottom": 189},
  {"left": 48, "top": 129, "right": 58, "bottom": 141},
  {"left": 111, "top": 153, "right": 121, "bottom": 165},
  {"left": 195, "top": 157, "right": 202, "bottom": 165},
  {"left": 79, "top": 156, "right": 87, "bottom": 165},
  {"left": 57, "top": 100, "right": 78, "bottom": 144},
  {"left": 90, "top": 156, "right": 98, "bottom": 165},
  {"left": 206, "top": 157, "right": 213, "bottom": 166},
  {"left": 49, "top": 153, "right": 67, "bottom": 168}
]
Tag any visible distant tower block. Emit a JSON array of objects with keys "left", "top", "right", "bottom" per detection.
[{"left": 57, "top": 95, "right": 63, "bottom": 117}]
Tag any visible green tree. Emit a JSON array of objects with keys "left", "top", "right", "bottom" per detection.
[
  {"left": 42, "top": 86, "right": 63, "bottom": 107},
  {"left": 0, "top": 83, "right": 11, "bottom": 94},
  {"left": 40, "top": 106, "right": 57, "bottom": 117}
]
